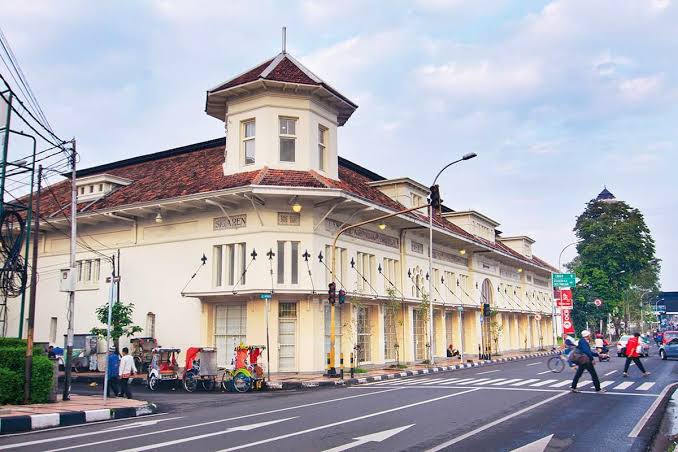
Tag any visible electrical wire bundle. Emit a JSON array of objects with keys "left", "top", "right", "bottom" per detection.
[{"left": 0, "top": 208, "right": 27, "bottom": 297}]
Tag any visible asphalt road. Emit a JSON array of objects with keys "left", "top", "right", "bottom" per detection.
[{"left": 2, "top": 349, "right": 676, "bottom": 452}]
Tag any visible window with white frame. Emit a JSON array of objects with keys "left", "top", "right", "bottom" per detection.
[
  {"left": 458, "top": 274, "right": 470, "bottom": 301},
  {"left": 412, "top": 193, "right": 424, "bottom": 207},
  {"left": 384, "top": 306, "right": 398, "bottom": 360},
  {"left": 444, "top": 271, "right": 456, "bottom": 300},
  {"left": 76, "top": 259, "right": 100, "bottom": 287},
  {"left": 279, "top": 117, "right": 297, "bottom": 162},
  {"left": 356, "top": 252, "right": 376, "bottom": 293},
  {"left": 213, "top": 243, "right": 247, "bottom": 287},
  {"left": 242, "top": 120, "right": 256, "bottom": 165},
  {"left": 318, "top": 125, "right": 328, "bottom": 171},
  {"left": 432, "top": 268, "right": 441, "bottom": 297},
  {"left": 277, "top": 240, "right": 301, "bottom": 285},
  {"left": 325, "top": 245, "right": 347, "bottom": 287}
]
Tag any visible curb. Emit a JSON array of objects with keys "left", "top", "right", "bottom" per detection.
[
  {"left": 270, "top": 350, "right": 559, "bottom": 391},
  {"left": 0, "top": 402, "right": 157, "bottom": 435}
]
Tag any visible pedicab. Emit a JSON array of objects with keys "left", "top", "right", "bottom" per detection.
[
  {"left": 221, "top": 344, "right": 266, "bottom": 393},
  {"left": 182, "top": 346, "right": 218, "bottom": 392},
  {"left": 147, "top": 347, "right": 181, "bottom": 391}
]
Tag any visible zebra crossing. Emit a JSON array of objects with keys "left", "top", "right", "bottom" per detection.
[{"left": 367, "top": 376, "right": 657, "bottom": 392}]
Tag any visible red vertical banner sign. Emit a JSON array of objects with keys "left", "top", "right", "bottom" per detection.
[{"left": 561, "top": 308, "right": 575, "bottom": 335}]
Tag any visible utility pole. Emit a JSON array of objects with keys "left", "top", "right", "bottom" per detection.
[
  {"left": 103, "top": 256, "right": 117, "bottom": 402},
  {"left": 23, "top": 165, "right": 42, "bottom": 403},
  {"left": 63, "top": 140, "right": 77, "bottom": 400}
]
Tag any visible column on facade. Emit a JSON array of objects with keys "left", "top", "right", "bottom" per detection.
[
  {"left": 434, "top": 308, "right": 446, "bottom": 357},
  {"left": 340, "top": 303, "right": 356, "bottom": 367},
  {"left": 402, "top": 305, "right": 414, "bottom": 362},
  {"left": 463, "top": 310, "right": 479, "bottom": 356},
  {"left": 202, "top": 303, "right": 215, "bottom": 347},
  {"left": 298, "top": 297, "right": 322, "bottom": 371}
]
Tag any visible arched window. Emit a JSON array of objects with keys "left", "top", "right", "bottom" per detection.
[
  {"left": 481, "top": 279, "right": 493, "bottom": 307},
  {"left": 146, "top": 312, "right": 156, "bottom": 338}
]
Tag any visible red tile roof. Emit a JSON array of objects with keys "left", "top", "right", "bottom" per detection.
[{"left": 37, "top": 138, "right": 554, "bottom": 273}]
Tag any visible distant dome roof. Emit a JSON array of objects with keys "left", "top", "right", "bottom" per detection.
[{"left": 596, "top": 187, "right": 616, "bottom": 202}]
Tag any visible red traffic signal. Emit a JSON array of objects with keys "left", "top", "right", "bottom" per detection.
[{"left": 328, "top": 282, "right": 337, "bottom": 304}]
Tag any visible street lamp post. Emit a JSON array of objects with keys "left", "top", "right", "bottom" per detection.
[
  {"left": 427, "top": 153, "right": 477, "bottom": 365},
  {"left": 553, "top": 240, "right": 582, "bottom": 346}
]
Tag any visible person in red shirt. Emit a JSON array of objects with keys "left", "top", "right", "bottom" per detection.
[{"left": 623, "top": 332, "right": 650, "bottom": 377}]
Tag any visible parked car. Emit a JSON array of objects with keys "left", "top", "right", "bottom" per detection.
[
  {"left": 662, "top": 331, "right": 678, "bottom": 345},
  {"left": 660, "top": 338, "right": 678, "bottom": 360},
  {"left": 616, "top": 335, "right": 650, "bottom": 357}
]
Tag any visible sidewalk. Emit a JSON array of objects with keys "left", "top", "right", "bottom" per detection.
[
  {"left": 57, "top": 349, "right": 558, "bottom": 391},
  {"left": 0, "top": 394, "right": 157, "bottom": 434},
  {"left": 268, "top": 349, "right": 558, "bottom": 390}
]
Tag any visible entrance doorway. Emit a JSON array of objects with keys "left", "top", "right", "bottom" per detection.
[
  {"left": 278, "top": 302, "right": 297, "bottom": 372},
  {"left": 356, "top": 306, "right": 371, "bottom": 364},
  {"left": 413, "top": 309, "right": 427, "bottom": 360},
  {"left": 214, "top": 303, "right": 247, "bottom": 367}
]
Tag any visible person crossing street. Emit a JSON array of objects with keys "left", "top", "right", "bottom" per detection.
[
  {"left": 623, "top": 332, "right": 651, "bottom": 378},
  {"left": 570, "top": 330, "right": 605, "bottom": 393}
]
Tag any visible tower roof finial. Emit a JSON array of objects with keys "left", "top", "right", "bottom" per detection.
[{"left": 282, "top": 26, "right": 287, "bottom": 54}]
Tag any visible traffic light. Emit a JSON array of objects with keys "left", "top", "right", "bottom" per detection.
[
  {"left": 328, "top": 282, "right": 337, "bottom": 304},
  {"left": 338, "top": 289, "right": 346, "bottom": 304},
  {"left": 483, "top": 303, "right": 491, "bottom": 316},
  {"left": 429, "top": 184, "right": 442, "bottom": 209}
]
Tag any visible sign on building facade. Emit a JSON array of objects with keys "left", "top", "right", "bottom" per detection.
[{"left": 213, "top": 214, "right": 247, "bottom": 230}]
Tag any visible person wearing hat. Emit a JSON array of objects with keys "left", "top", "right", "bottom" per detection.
[
  {"left": 107, "top": 346, "right": 121, "bottom": 397},
  {"left": 571, "top": 330, "right": 605, "bottom": 393}
]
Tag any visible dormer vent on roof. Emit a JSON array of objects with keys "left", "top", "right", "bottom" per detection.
[{"left": 76, "top": 174, "right": 133, "bottom": 202}]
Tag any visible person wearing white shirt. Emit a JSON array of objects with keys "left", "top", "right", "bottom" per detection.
[{"left": 118, "top": 347, "right": 137, "bottom": 399}]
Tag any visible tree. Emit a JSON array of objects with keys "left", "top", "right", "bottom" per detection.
[
  {"left": 569, "top": 195, "right": 660, "bottom": 335},
  {"left": 90, "top": 302, "right": 143, "bottom": 351}
]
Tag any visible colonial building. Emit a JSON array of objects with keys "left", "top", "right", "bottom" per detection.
[{"left": 5, "top": 48, "right": 557, "bottom": 372}]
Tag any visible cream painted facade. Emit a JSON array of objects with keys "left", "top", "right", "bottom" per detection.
[{"left": 4, "top": 50, "right": 556, "bottom": 373}]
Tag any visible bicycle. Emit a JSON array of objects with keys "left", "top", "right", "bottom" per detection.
[{"left": 547, "top": 350, "right": 570, "bottom": 373}]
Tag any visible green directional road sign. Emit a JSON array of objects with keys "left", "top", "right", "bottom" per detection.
[
  {"left": 259, "top": 293, "right": 272, "bottom": 300},
  {"left": 552, "top": 273, "right": 576, "bottom": 288}
]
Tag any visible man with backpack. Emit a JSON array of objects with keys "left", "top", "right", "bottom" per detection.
[
  {"left": 623, "top": 332, "right": 651, "bottom": 377},
  {"left": 570, "top": 330, "right": 605, "bottom": 393}
]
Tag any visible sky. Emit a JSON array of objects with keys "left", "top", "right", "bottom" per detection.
[{"left": 2, "top": 0, "right": 677, "bottom": 288}]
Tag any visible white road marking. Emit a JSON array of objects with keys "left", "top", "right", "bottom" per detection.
[
  {"left": 420, "top": 378, "right": 448, "bottom": 385},
  {"left": 536, "top": 370, "right": 553, "bottom": 375},
  {"left": 426, "top": 392, "right": 568, "bottom": 451},
  {"left": 526, "top": 362, "right": 542, "bottom": 367},
  {"left": 465, "top": 378, "right": 491, "bottom": 385},
  {"left": 550, "top": 380, "right": 572, "bottom": 388},
  {"left": 636, "top": 382, "right": 655, "bottom": 391},
  {"left": 599, "top": 381, "right": 615, "bottom": 389},
  {"left": 614, "top": 382, "right": 634, "bottom": 390},
  {"left": 605, "top": 370, "right": 617, "bottom": 376},
  {"left": 23, "top": 388, "right": 399, "bottom": 452},
  {"left": 492, "top": 379, "right": 522, "bottom": 386},
  {"left": 400, "top": 380, "right": 425, "bottom": 385},
  {"left": 448, "top": 378, "right": 475, "bottom": 384},
  {"left": 436, "top": 378, "right": 461, "bottom": 384},
  {"left": 511, "top": 379, "right": 540, "bottom": 386},
  {"left": 118, "top": 417, "right": 297, "bottom": 452},
  {"left": 510, "top": 434, "right": 554, "bottom": 452},
  {"left": 322, "top": 424, "right": 415, "bottom": 452},
  {"left": 530, "top": 379, "right": 557, "bottom": 387},
  {"left": 629, "top": 382, "right": 678, "bottom": 437},
  {"left": 477, "top": 369, "right": 501, "bottom": 375},
  {"left": 216, "top": 388, "right": 481, "bottom": 451},
  {"left": 476, "top": 379, "right": 507, "bottom": 385},
  {"left": 0, "top": 417, "right": 182, "bottom": 449}
]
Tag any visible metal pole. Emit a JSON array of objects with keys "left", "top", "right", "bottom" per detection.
[
  {"left": 63, "top": 140, "right": 77, "bottom": 400},
  {"left": 103, "top": 265, "right": 116, "bottom": 403},
  {"left": 23, "top": 165, "right": 42, "bottom": 403},
  {"left": 16, "top": 132, "right": 36, "bottom": 338},
  {"left": 0, "top": 91, "right": 12, "bottom": 213},
  {"left": 458, "top": 309, "right": 464, "bottom": 362},
  {"left": 428, "top": 204, "right": 434, "bottom": 365},
  {"left": 265, "top": 296, "right": 270, "bottom": 382}
]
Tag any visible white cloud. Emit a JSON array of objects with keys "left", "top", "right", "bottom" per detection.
[{"left": 617, "top": 74, "right": 664, "bottom": 102}]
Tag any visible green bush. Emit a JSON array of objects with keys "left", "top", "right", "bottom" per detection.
[
  {"left": 0, "top": 338, "right": 27, "bottom": 348},
  {"left": 30, "top": 356, "right": 53, "bottom": 403},
  {"left": 0, "top": 367, "right": 22, "bottom": 405},
  {"left": 0, "top": 343, "right": 54, "bottom": 404}
]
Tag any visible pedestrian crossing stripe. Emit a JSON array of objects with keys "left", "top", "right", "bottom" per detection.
[{"left": 366, "top": 377, "right": 658, "bottom": 393}]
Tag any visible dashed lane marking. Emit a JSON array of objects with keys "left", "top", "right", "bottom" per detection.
[
  {"left": 476, "top": 369, "right": 501, "bottom": 375},
  {"left": 614, "top": 381, "right": 634, "bottom": 390},
  {"left": 530, "top": 379, "right": 558, "bottom": 387},
  {"left": 511, "top": 379, "right": 540, "bottom": 386},
  {"left": 636, "top": 382, "right": 655, "bottom": 391}
]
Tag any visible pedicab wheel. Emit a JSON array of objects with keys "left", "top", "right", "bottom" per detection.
[
  {"left": 148, "top": 374, "right": 159, "bottom": 391},
  {"left": 547, "top": 356, "right": 564, "bottom": 373},
  {"left": 201, "top": 378, "right": 216, "bottom": 392},
  {"left": 232, "top": 372, "right": 251, "bottom": 393},
  {"left": 660, "top": 349, "right": 667, "bottom": 360},
  {"left": 183, "top": 373, "right": 198, "bottom": 392}
]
